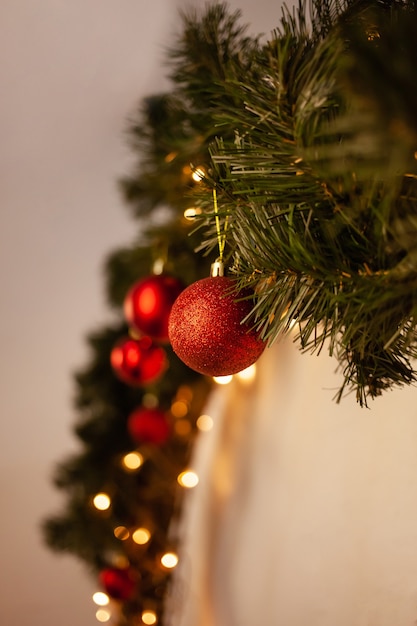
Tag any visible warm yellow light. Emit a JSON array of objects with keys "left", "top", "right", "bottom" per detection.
[
  {"left": 191, "top": 167, "right": 205, "bottom": 182},
  {"left": 142, "top": 610, "right": 158, "bottom": 625},
  {"left": 178, "top": 470, "right": 199, "bottom": 489},
  {"left": 289, "top": 318, "right": 297, "bottom": 331},
  {"left": 93, "top": 493, "right": 111, "bottom": 511},
  {"left": 236, "top": 363, "right": 256, "bottom": 382},
  {"left": 174, "top": 419, "right": 192, "bottom": 436},
  {"left": 132, "top": 527, "right": 151, "bottom": 545},
  {"left": 196, "top": 414, "right": 214, "bottom": 432},
  {"left": 213, "top": 375, "right": 233, "bottom": 385},
  {"left": 161, "top": 552, "right": 179, "bottom": 569},
  {"left": 114, "top": 526, "right": 130, "bottom": 540},
  {"left": 165, "top": 151, "right": 177, "bottom": 163},
  {"left": 177, "top": 384, "right": 193, "bottom": 402},
  {"left": 96, "top": 608, "right": 111, "bottom": 622},
  {"left": 152, "top": 257, "right": 165, "bottom": 276},
  {"left": 171, "top": 400, "right": 188, "bottom": 418},
  {"left": 183, "top": 207, "right": 202, "bottom": 220},
  {"left": 92, "top": 592, "right": 109, "bottom": 606},
  {"left": 122, "top": 451, "right": 143, "bottom": 471}
]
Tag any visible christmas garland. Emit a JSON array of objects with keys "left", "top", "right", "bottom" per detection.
[{"left": 44, "top": 2, "right": 417, "bottom": 625}]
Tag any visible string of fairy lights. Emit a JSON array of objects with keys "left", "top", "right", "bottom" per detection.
[
  {"left": 89, "top": 364, "right": 257, "bottom": 625},
  {"left": 59, "top": 164, "right": 263, "bottom": 625}
]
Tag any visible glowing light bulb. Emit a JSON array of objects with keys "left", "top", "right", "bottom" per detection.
[
  {"left": 174, "top": 419, "right": 192, "bottom": 436},
  {"left": 114, "top": 526, "right": 130, "bottom": 540},
  {"left": 92, "top": 592, "right": 109, "bottom": 606},
  {"left": 171, "top": 400, "right": 188, "bottom": 418},
  {"left": 142, "top": 610, "right": 158, "bottom": 625},
  {"left": 164, "top": 151, "right": 177, "bottom": 163},
  {"left": 196, "top": 414, "right": 213, "bottom": 432},
  {"left": 177, "top": 470, "right": 199, "bottom": 489},
  {"left": 177, "top": 385, "right": 193, "bottom": 401},
  {"left": 191, "top": 167, "right": 205, "bottom": 182},
  {"left": 289, "top": 318, "right": 297, "bottom": 331},
  {"left": 161, "top": 552, "right": 179, "bottom": 569},
  {"left": 96, "top": 608, "right": 111, "bottom": 622},
  {"left": 132, "top": 527, "right": 151, "bottom": 545},
  {"left": 93, "top": 493, "right": 111, "bottom": 511},
  {"left": 122, "top": 451, "right": 143, "bottom": 471},
  {"left": 184, "top": 207, "right": 202, "bottom": 220},
  {"left": 236, "top": 363, "right": 256, "bottom": 382},
  {"left": 213, "top": 375, "right": 233, "bottom": 385}
]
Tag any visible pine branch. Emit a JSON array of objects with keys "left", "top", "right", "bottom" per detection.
[{"left": 191, "top": 0, "right": 417, "bottom": 404}]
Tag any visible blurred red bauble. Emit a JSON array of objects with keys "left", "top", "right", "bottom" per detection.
[
  {"left": 110, "top": 336, "right": 167, "bottom": 386},
  {"left": 127, "top": 407, "right": 171, "bottom": 446},
  {"left": 124, "top": 274, "right": 184, "bottom": 342},
  {"left": 168, "top": 275, "right": 266, "bottom": 376},
  {"left": 99, "top": 566, "right": 137, "bottom": 601}
]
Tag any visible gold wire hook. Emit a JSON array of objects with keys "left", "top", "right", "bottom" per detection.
[
  {"left": 213, "top": 188, "right": 228, "bottom": 261},
  {"left": 211, "top": 188, "right": 228, "bottom": 277}
]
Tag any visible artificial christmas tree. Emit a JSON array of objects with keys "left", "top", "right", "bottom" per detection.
[{"left": 43, "top": 1, "right": 417, "bottom": 624}]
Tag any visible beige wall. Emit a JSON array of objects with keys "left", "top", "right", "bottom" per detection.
[{"left": 170, "top": 338, "right": 417, "bottom": 626}]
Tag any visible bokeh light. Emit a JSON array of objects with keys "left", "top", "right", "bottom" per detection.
[
  {"left": 93, "top": 493, "right": 111, "bottom": 511},
  {"left": 114, "top": 526, "right": 130, "bottom": 540},
  {"left": 196, "top": 414, "right": 214, "bottom": 432},
  {"left": 96, "top": 608, "right": 111, "bottom": 622},
  {"left": 177, "top": 470, "right": 199, "bottom": 489},
  {"left": 132, "top": 527, "right": 151, "bottom": 545},
  {"left": 160, "top": 552, "right": 179, "bottom": 569},
  {"left": 142, "top": 610, "right": 158, "bottom": 625},
  {"left": 213, "top": 375, "right": 233, "bottom": 385},
  {"left": 236, "top": 363, "right": 256, "bottom": 382},
  {"left": 122, "top": 451, "right": 143, "bottom": 471},
  {"left": 191, "top": 166, "right": 205, "bottom": 182},
  {"left": 92, "top": 592, "right": 109, "bottom": 606},
  {"left": 184, "top": 207, "right": 202, "bottom": 220}
]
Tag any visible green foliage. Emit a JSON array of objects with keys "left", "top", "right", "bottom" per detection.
[
  {"left": 192, "top": 0, "right": 417, "bottom": 405},
  {"left": 119, "top": 3, "right": 259, "bottom": 224}
]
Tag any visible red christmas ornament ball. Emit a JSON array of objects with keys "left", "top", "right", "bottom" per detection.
[
  {"left": 124, "top": 274, "right": 184, "bottom": 341},
  {"left": 99, "top": 566, "right": 137, "bottom": 601},
  {"left": 110, "top": 336, "right": 167, "bottom": 386},
  {"left": 127, "top": 407, "right": 171, "bottom": 445},
  {"left": 168, "top": 275, "right": 266, "bottom": 376}
]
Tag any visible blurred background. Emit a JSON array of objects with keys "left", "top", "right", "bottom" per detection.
[{"left": 0, "top": 1, "right": 280, "bottom": 624}]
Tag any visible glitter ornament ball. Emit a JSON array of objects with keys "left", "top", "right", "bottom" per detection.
[
  {"left": 110, "top": 336, "right": 167, "bottom": 386},
  {"left": 124, "top": 274, "right": 184, "bottom": 342},
  {"left": 127, "top": 407, "right": 171, "bottom": 446},
  {"left": 168, "top": 275, "right": 266, "bottom": 376},
  {"left": 99, "top": 566, "right": 137, "bottom": 601}
]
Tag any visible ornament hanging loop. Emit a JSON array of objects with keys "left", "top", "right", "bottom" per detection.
[
  {"left": 210, "top": 188, "right": 227, "bottom": 277},
  {"left": 211, "top": 258, "right": 224, "bottom": 277}
]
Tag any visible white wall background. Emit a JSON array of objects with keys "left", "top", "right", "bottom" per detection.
[
  {"left": 0, "top": 2, "right": 282, "bottom": 625},
  {"left": 170, "top": 340, "right": 417, "bottom": 626}
]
